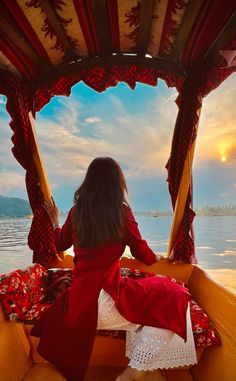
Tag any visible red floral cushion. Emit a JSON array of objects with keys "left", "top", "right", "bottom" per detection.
[
  {"left": 190, "top": 299, "right": 221, "bottom": 347},
  {"left": 0, "top": 265, "right": 221, "bottom": 348},
  {"left": 0, "top": 264, "right": 50, "bottom": 321}
]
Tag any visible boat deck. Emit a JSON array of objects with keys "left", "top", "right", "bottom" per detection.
[{"left": 22, "top": 364, "right": 193, "bottom": 381}]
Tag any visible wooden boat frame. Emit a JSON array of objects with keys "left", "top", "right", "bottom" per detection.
[{"left": 0, "top": 1, "right": 236, "bottom": 380}]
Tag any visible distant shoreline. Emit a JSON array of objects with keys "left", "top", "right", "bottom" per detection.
[
  {"left": 1, "top": 212, "right": 236, "bottom": 219},
  {"left": 135, "top": 210, "right": 236, "bottom": 217},
  {"left": 1, "top": 194, "right": 236, "bottom": 218}
]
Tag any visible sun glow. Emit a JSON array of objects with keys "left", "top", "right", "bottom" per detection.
[
  {"left": 218, "top": 142, "right": 228, "bottom": 163},
  {"left": 221, "top": 155, "right": 226, "bottom": 162}
]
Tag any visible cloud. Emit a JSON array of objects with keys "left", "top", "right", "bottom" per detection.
[
  {"left": 84, "top": 116, "right": 102, "bottom": 124},
  {"left": 220, "top": 192, "right": 228, "bottom": 197},
  {"left": 1, "top": 76, "right": 236, "bottom": 209},
  {"left": 195, "top": 75, "right": 236, "bottom": 166},
  {"left": 0, "top": 171, "right": 25, "bottom": 194},
  {"left": 34, "top": 85, "right": 178, "bottom": 190},
  {"left": 0, "top": 115, "right": 20, "bottom": 168}
]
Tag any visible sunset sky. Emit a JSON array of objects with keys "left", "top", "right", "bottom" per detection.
[{"left": 0, "top": 74, "right": 236, "bottom": 212}]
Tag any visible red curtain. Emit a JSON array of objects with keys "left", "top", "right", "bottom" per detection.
[
  {"left": 1, "top": 54, "right": 235, "bottom": 265},
  {"left": 166, "top": 71, "right": 203, "bottom": 263},
  {"left": 34, "top": 65, "right": 181, "bottom": 111},
  {"left": 166, "top": 53, "right": 235, "bottom": 263},
  {"left": 0, "top": 73, "right": 58, "bottom": 266},
  {"left": 0, "top": 66, "right": 181, "bottom": 266}
]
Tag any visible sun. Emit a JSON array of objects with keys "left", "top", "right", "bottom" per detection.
[
  {"left": 221, "top": 155, "right": 226, "bottom": 162},
  {"left": 217, "top": 142, "right": 228, "bottom": 163}
]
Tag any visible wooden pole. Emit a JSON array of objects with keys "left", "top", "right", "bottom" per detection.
[
  {"left": 27, "top": 112, "right": 73, "bottom": 266},
  {"left": 167, "top": 98, "right": 202, "bottom": 258},
  {"left": 167, "top": 136, "right": 197, "bottom": 256},
  {"left": 28, "top": 111, "right": 51, "bottom": 201}
]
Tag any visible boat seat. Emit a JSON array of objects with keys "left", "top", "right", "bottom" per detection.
[
  {"left": 21, "top": 363, "right": 195, "bottom": 381},
  {"left": 0, "top": 300, "right": 197, "bottom": 380},
  {"left": 0, "top": 263, "right": 220, "bottom": 347},
  {"left": 3, "top": 258, "right": 236, "bottom": 381},
  {"left": 0, "top": 262, "right": 220, "bottom": 371}
]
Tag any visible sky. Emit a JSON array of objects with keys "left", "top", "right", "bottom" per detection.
[{"left": 0, "top": 74, "right": 236, "bottom": 212}]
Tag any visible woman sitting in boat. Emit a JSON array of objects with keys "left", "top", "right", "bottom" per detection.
[{"left": 31, "top": 157, "right": 196, "bottom": 381}]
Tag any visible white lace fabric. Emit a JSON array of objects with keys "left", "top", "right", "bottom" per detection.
[
  {"left": 97, "top": 289, "right": 197, "bottom": 370},
  {"left": 97, "top": 289, "right": 139, "bottom": 331},
  {"left": 126, "top": 304, "right": 197, "bottom": 370}
]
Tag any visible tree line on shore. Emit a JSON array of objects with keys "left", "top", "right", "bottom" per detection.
[
  {"left": 135, "top": 205, "right": 236, "bottom": 217},
  {"left": 1, "top": 195, "right": 236, "bottom": 218},
  {"left": 0, "top": 195, "right": 31, "bottom": 218}
]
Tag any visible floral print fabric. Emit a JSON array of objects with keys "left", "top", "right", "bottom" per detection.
[{"left": 0, "top": 265, "right": 220, "bottom": 347}]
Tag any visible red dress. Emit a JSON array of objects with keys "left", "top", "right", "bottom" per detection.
[{"left": 31, "top": 205, "right": 189, "bottom": 381}]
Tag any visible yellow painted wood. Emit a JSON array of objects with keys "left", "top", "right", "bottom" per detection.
[
  {"left": 22, "top": 364, "right": 66, "bottom": 381},
  {"left": 144, "top": 369, "right": 167, "bottom": 380},
  {"left": 188, "top": 266, "right": 236, "bottom": 346},
  {"left": 165, "top": 368, "right": 194, "bottom": 381},
  {"left": 120, "top": 257, "right": 194, "bottom": 285},
  {"left": 188, "top": 266, "right": 236, "bottom": 381},
  {"left": 25, "top": 324, "right": 49, "bottom": 364},
  {"left": 1, "top": 264, "right": 235, "bottom": 381},
  {"left": 28, "top": 111, "right": 67, "bottom": 262},
  {"left": 15, "top": 323, "right": 31, "bottom": 359},
  {"left": 0, "top": 311, "right": 32, "bottom": 381},
  {"left": 0, "top": 302, "right": 6, "bottom": 323},
  {"left": 49, "top": 253, "right": 74, "bottom": 269},
  {"left": 20, "top": 365, "right": 194, "bottom": 381},
  {"left": 47, "top": 256, "right": 194, "bottom": 283},
  {"left": 84, "top": 367, "right": 193, "bottom": 381},
  {"left": 167, "top": 137, "right": 197, "bottom": 256},
  {"left": 28, "top": 111, "right": 51, "bottom": 201}
]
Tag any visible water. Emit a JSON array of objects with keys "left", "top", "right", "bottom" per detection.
[
  {"left": 0, "top": 215, "right": 236, "bottom": 275},
  {"left": 135, "top": 215, "right": 236, "bottom": 270}
]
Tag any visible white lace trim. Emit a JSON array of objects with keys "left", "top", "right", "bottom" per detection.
[
  {"left": 126, "top": 304, "right": 197, "bottom": 370},
  {"left": 97, "top": 290, "right": 197, "bottom": 370},
  {"left": 97, "top": 289, "right": 139, "bottom": 331}
]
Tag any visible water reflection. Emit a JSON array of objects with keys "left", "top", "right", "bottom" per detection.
[
  {"left": 0, "top": 215, "right": 236, "bottom": 274},
  {"left": 0, "top": 218, "right": 32, "bottom": 274}
]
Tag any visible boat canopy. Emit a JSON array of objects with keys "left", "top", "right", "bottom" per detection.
[{"left": 0, "top": 0, "right": 235, "bottom": 266}]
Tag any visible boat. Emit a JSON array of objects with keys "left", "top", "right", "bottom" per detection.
[{"left": 0, "top": 1, "right": 236, "bottom": 380}]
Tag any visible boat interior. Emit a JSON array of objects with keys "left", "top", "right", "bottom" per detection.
[
  {"left": 1, "top": 256, "right": 236, "bottom": 381},
  {"left": 0, "top": 0, "right": 236, "bottom": 380}
]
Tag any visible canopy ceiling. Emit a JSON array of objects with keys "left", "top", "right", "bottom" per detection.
[{"left": 0, "top": 0, "right": 235, "bottom": 90}]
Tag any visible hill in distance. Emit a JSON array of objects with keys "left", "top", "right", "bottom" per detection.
[{"left": 0, "top": 195, "right": 31, "bottom": 218}]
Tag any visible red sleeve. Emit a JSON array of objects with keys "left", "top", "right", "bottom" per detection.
[
  {"left": 53, "top": 208, "right": 73, "bottom": 252},
  {"left": 124, "top": 206, "right": 156, "bottom": 265}
]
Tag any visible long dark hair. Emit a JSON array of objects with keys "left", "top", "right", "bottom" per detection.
[{"left": 73, "top": 157, "right": 128, "bottom": 247}]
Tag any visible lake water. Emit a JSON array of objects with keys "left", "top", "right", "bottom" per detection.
[{"left": 0, "top": 215, "right": 236, "bottom": 276}]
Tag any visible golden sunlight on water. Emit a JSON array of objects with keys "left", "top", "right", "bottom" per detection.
[
  {"left": 1, "top": 217, "right": 236, "bottom": 296},
  {"left": 207, "top": 269, "right": 236, "bottom": 294}
]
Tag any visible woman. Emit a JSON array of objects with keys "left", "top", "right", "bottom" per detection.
[{"left": 31, "top": 157, "right": 193, "bottom": 381}]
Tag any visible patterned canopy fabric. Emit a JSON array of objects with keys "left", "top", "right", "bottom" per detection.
[
  {"left": 0, "top": 0, "right": 236, "bottom": 265},
  {"left": 0, "top": 0, "right": 235, "bottom": 82}
]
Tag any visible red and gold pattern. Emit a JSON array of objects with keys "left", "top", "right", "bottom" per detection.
[
  {"left": 159, "top": 0, "right": 189, "bottom": 56},
  {"left": 124, "top": 1, "right": 140, "bottom": 47},
  {"left": 25, "top": 0, "right": 79, "bottom": 54}
]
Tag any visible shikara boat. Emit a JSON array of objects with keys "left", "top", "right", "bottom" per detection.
[{"left": 0, "top": 1, "right": 236, "bottom": 380}]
